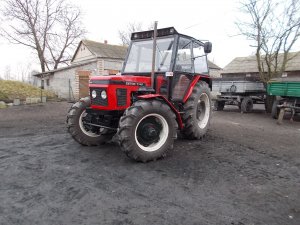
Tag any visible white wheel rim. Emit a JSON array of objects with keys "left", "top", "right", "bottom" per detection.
[
  {"left": 197, "top": 93, "right": 210, "bottom": 129},
  {"left": 79, "top": 110, "right": 101, "bottom": 137},
  {"left": 134, "top": 113, "right": 169, "bottom": 152}
]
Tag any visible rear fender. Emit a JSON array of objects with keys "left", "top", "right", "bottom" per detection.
[
  {"left": 137, "top": 94, "right": 183, "bottom": 129},
  {"left": 183, "top": 75, "right": 211, "bottom": 103}
]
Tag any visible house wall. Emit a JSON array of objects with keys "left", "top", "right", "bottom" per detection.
[
  {"left": 221, "top": 72, "right": 260, "bottom": 78},
  {"left": 35, "top": 56, "right": 128, "bottom": 100},
  {"left": 102, "top": 59, "right": 124, "bottom": 75},
  {"left": 42, "top": 62, "right": 97, "bottom": 100},
  {"left": 209, "top": 69, "right": 222, "bottom": 78},
  {"left": 97, "top": 59, "right": 104, "bottom": 76},
  {"left": 286, "top": 71, "right": 300, "bottom": 77},
  {"left": 72, "top": 43, "right": 95, "bottom": 63}
]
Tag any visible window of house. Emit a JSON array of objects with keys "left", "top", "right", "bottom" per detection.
[{"left": 46, "top": 79, "right": 50, "bottom": 86}]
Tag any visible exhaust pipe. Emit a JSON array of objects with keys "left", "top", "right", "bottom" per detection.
[{"left": 151, "top": 21, "right": 158, "bottom": 90}]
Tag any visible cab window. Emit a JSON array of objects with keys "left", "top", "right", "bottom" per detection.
[
  {"left": 175, "top": 37, "right": 192, "bottom": 73},
  {"left": 193, "top": 42, "right": 208, "bottom": 74}
]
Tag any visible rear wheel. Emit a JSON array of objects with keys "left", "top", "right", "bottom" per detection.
[
  {"left": 118, "top": 100, "right": 177, "bottom": 162},
  {"left": 182, "top": 81, "right": 212, "bottom": 139},
  {"left": 271, "top": 100, "right": 280, "bottom": 119},
  {"left": 241, "top": 97, "right": 253, "bottom": 113},
  {"left": 67, "top": 97, "right": 114, "bottom": 146}
]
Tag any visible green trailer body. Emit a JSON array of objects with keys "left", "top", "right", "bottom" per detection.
[
  {"left": 267, "top": 78, "right": 300, "bottom": 123},
  {"left": 267, "top": 80, "right": 300, "bottom": 98}
]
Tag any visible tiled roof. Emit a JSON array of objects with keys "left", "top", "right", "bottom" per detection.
[
  {"left": 223, "top": 52, "right": 300, "bottom": 74},
  {"left": 208, "top": 60, "right": 222, "bottom": 70},
  {"left": 82, "top": 40, "right": 127, "bottom": 59}
]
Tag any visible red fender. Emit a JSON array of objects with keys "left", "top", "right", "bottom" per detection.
[
  {"left": 183, "top": 75, "right": 211, "bottom": 103},
  {"left": 137, "top": 94, "right": 183, "bottom": 130}
]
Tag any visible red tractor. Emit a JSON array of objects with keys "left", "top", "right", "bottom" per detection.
[{"left": 67, "top": 25, "right": 212, "bottom": 162}]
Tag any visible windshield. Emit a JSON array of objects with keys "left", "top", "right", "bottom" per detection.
[{"left": 123, "top": 37, "right": 174, "bottom": 73}]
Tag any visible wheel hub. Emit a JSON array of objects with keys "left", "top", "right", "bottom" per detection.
[
  {"left": 136, "top": 116, "right": 163, "bottom": 147},
  {"left": 197, "top": 101, "right": 206, "bottom": 120},
  {"left": 140, "top": 123, "right": 159, "bottom": 141}
]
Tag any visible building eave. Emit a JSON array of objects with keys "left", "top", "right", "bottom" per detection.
[{"left": 33, "top": 60, "right": 98, "bottom": 77}]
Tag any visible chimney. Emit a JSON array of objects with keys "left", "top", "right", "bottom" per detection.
[{"left": 104, "top": 40, "right": 108, "bottom": 44}]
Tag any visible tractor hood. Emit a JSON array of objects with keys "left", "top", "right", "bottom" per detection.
[
  {"left": 89, "top": 75, "right": 153, "bottom": 111},
  {"left": 89, "top": 75, "right": 151, "bottom": 87}
]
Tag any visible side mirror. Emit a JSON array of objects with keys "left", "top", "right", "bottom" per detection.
[{"left": 204, "top": 42, "right": 212, "bottom": 54}]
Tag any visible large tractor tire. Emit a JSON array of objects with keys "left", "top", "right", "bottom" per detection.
[
  {"left": 182, "top": 81, "right": 212, "bottom": 139},
  {"left": 241, "top": 97, "right": 253, "bottom": 113},
  {"left": 271, "top": 100, "right": 280, "bottom": 119},
  {"left": 118, "top": 100, "right": 177, "bottom": 162},
  {"left": 214, "top": 100, "right": 225, "bottom": 111},
  {"left": 67, "top": 97, "right": 114, "bottom": 146}
]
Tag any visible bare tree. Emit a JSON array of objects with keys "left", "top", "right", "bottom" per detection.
[
  {"left": 237, "top": 0, "right": 300, "bottom": 82},
  {"left": 118, "top": 22, "right": 154, "bottom": 46},
  {"left": 4, "top": 66, "right": 11, "bottom": 80},
  {"left": 118, "top": 22, "right": 143, "bottom": 46},
  {"left": 16, "top": 63, "right": 32, "bottom": 82},
  {"left": 0, "top": 0, "right": 85, "bottom": 72}
]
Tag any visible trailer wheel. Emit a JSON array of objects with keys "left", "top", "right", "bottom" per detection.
[
  {"left": 118, "top": 100, "right": 177, "bottom": 162},
  {"left": 238, "top": 102, "right": 242, "bottom": 110},
  {"left": 271, "top": 100, "right": 280, "bottom": 119},
  {"left": 67, "top": 97, "right": 114, "bottom": 146},
  {"left": 214, "top": 100, "right": 225, "bottom": 111},
  {"left": 241, "top": 97, "right": 253, "bottom": 113},
  {"left": 265, "top": 95, "right": 275, "bottom": 113},
  {"left": 182, "top": 81, "right": 212, "bottom": 139}
]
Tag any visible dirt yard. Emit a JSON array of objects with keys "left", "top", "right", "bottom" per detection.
[{"left": 0, "top": 102, "right": 299, "bottom": 225}]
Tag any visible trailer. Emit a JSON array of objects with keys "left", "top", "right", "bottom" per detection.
[
  {"left": 267, "top": 77, "right": 300, "bottom": 123},
  {"left": 212, "top": 77, "right": 266, "bottom": 113}
]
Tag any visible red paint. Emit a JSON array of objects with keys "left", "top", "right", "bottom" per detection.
[
  {"left": 182, "top": 75, "right": 211, "bottom": 103},
  {"left": 138, "top": 94, "right": 183, "bottom": 129},
  {"left": 89, "top": 75, "right": 152, "bottom": 111}
]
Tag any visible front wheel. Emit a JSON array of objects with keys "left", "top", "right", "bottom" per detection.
[
  {"left": 182, "top": 81, "right": 212, "bottom": 139},
  {"left": 118, "top": 100, "right": 177, "bottom": 162},
  {"left": 67, "top": 97, "right": 114, "bottom": 146}
]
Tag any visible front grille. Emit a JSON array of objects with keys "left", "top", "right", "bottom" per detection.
[
  {"left": 116, "top": 88, "right": 127, "bottom": 106},
  {"left": 90, "top": 88, "right": 108, "bottom": 106}
]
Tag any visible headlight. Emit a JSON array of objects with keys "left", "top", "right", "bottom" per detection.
[
  {"left": 101, "top": 90, "right": 107, "bottom": 99},
  {"left": 91, "top": 90, "right": 97, "bottom": 98}
]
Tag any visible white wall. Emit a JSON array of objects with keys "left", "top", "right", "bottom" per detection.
[
  {"left": 45, "top": 62, "right": 97, "bottom": 99},
  {"left": 37, "top": 58, "right": 124, "bottom": 100},
  {"left": 72, "top": 43, "right": 95, "bottom": 63}
]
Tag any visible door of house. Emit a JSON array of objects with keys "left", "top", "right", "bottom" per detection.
[{"left": 78, "top": 71, "right": 91, "bottom": 99}]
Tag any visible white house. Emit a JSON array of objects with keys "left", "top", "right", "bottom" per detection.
[{"left": 33, "top": 40, "right": 127, "bottom": 100}]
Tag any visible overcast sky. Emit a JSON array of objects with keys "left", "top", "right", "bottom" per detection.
[{"left": 0, "top": 0, "right": 267, "bottom": 78}]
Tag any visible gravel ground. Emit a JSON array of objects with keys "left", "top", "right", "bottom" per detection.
[{"left": 0, "top": 102, "right": 299, "bottom": 225}]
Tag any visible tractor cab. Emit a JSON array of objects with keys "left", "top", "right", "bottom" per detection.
[
  {"left": 121, "top": 27, "right": 212, "bottom": 101},
  {"left": 68, "top": 26, "right": 213, "bottom": 162},
  {"left": 123, "top": 27, "right": 211, "bottom": 76}
]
